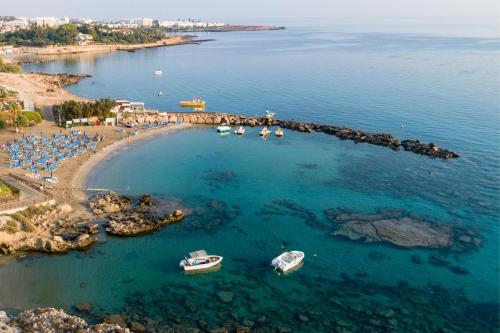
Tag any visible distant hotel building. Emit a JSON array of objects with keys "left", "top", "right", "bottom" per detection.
[
  {"left": 31, "top": 16, "right": 69, "bottom": 27},
  {"left": 158, "top": 19, "right": 225, "bottom": 29},
  {"left": 129, "top": 18, "right": 153, "bottom": 28}
]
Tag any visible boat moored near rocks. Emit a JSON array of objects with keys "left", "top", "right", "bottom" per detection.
[
  {"left": 234, "top": 126, "right": 245, "bottom": 135},
  {"left": 217, "top": 125, "right": 231, "bottom": 133},
  {"left": 180, "top": 250, "right": 223, "bottom": 272},
  {"left": 260, "top": 127, "right": 271, "bottom": 136}
]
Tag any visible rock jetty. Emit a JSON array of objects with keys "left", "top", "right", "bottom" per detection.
[
  {"left": 90, "top": 192, "right": 185, "bottom": 236},
  {"left": 164, "top": 112, "right": 459, "bottom": 159},
  {"left": 0, "top": 308, "right": 130, "bottom": 333},
  {"left": 324, "top": 208, "right": 482, "bottom": 253}
]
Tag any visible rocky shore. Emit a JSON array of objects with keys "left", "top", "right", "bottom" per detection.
[
  {"left": 0, "top": 308, "right": 129, "bottom": 333},
  {"left": 27, "top": 72, "right": 92, "bottom": 87},
  {"left": 164, "top": 112, "right": 459, "bottom": 159},
  {"left": 90, "top": 192, "right": 185, "bottom": 236},
  {"left": 0, "top": 203, "right": 97, "bottom": 256}
]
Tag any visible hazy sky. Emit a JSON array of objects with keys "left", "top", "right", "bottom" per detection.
[{"left": 3, "top": 0, "right": 500, "bottom": 21}]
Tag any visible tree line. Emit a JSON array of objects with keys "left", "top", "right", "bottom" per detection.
[
  {"left": 53, "top": 99, "right": 116, "bottom": 124},
  {"left": 0, "top": 24, "right": 167, "bottom": 46}
]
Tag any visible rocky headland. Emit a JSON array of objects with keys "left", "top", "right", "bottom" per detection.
[
  {"left": 89, "top": 192, "right": 185, "bottom": 236},
  {"left": 164, "top": 112, "right": 459, "bottom": 159},
  {"left": 27, "top": 72, "right": 93, "bottom": 87}
]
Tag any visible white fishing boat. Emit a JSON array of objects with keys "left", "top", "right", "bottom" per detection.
[
  {"left": 234, "top": 126, "right": 245, "bottom": 135},
  {"left": 154, "top": 69, "right": 163, "bottom": 76},
  {"left": 217, "top": 125, "right": 231, "bottom": 133},
  {"left": 259, "top": 127, "right": 271, "bottom": 136},
  {"left": 157, "top": 91, "right": 163, "bottom": 96},
  {"left": 271, "top": 251, "right": 305, "bottom": 272},
  {"left": 179, "top": 250, "right": 223, "bottom": 272},
  {"left": 275, "top": 127, "right": 284, "bottom": 137}
]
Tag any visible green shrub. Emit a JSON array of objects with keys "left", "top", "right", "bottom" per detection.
[
  {"left": 1, "top": 219, "right": 18, "bottom": 234},
  {"left": 22, "top": 206, "right": 49, "bottom": 218},
  {"left": 0, "top": 118, "right": 6, "bottom": 129},
  {"left": 22, "top": 111, "right": 42, "bottom": 125},
  {"left": 0, "top": 183, "right": 12, "bottom": 197},
  {"left": 0, "top": 58, "right": 21, "bottom": 73},
  {"left": 20, "top": 219, "right": 36, "bottom": 233}
]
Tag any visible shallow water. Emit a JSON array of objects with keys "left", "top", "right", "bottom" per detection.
[{"left": 2, "top": 20, "right": 499, "bottom": 331}]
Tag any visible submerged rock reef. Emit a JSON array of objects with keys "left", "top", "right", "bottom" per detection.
[
  {"left": 90, "top": 192, "right": 185, "bottom": 236},
  {"left": 67, "top": 270, "right": 498, "bottom": 332},
  {"left": 165, "top": 112, "right": 459, "bottom": 159},
  {"left": 0, "top": 308, "right": 129, "bottom": 333},
  {"left": 324, "top": 208, "right": 483, "bottom": 253}
]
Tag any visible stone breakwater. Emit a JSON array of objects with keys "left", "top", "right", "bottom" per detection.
[{"left": 165, "top": 112, "right": 459, "bottom": 159}]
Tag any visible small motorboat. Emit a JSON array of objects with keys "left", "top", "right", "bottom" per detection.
[
  {"left": 179, "top": 250, "right": 223, "bottom": 272},
  {"left": 259, "top": 127, "right": 271, "bottom": 136},
  {"left": 275, "top": 127, "right": 284, "bottom": 137},
  {"left": 157, "top": 91, "right": 163, "bottom": 96},
  {"left": 234, "top": 126, "right": 245, "bottom": 135},
  {"left": 271, "top": 251, "right": 305, "bottom": 272},
  {"left": 154, "top": 69, "right": 163, "bottom": 76},
  {"left": 217, "top": 125, "right": 231, "bottom": 133},
  {"left": 265, "top": 110, "right": 276, "bottom": 119}
]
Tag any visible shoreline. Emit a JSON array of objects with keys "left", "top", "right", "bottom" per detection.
[
  {"left": 4, "top": 36, "right": 197, "bottom": 64},
  {"left": 71, "top": 123, "right": 196, "bottom": 202}
]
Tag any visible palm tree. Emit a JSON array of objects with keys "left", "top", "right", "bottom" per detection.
[{"left": 7, "top": 103, "right": 22, "bottom": 132}]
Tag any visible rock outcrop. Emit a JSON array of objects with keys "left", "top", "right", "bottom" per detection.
[
  {"left": 0, "top": 204, "right": 98, "bottom": 256},
  {"left": 159, "top": 112, "right": 459, "bottom": 159},
  {"left": 90, "top": 193, "right": 185, "bottom": 236},
  {"left": 1, "top": 308, "right": 130, "bottom": 333},
  {"left": 89, "top": 192, "right": 132, "bottom": 215},
  {"left": 324, "top": 208, "right": 482, "bottom": 252}
]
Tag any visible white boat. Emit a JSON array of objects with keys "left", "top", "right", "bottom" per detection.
[
  {"left": 157, "top": 91, "right": 163, "bottom": 96},
  {"left": 154, "top": 69, "right": 163, "bottom": 76},
  {"left": 179, "top": 250, "right": 223, "bottom": 272},
  {"left": 234, "top": 126, "right": 245, "bottom": 135},
  {"left": 265, "top": 110, "right": 276, "bottom": 119},
  {"left": 259, "top": 127, "right": 271, "bottom": 136},
  {"left": 217, "top": 125, "right": 231, "bottom": 133},
  {"left": 271, "top": 251, "right": 305, "bottom": 272}
]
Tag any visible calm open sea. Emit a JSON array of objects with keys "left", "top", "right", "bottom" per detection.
[{"left": 2, "top": 18, "right": 499, "bottom": 331}]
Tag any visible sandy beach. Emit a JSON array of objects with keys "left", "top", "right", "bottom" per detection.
[{"left": 0, "top": 121, "right": 195, "bottom": 208}]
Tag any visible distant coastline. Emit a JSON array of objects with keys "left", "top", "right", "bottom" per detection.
[{"left": 4, "top": 36, "right": 198, "bottom": 64}]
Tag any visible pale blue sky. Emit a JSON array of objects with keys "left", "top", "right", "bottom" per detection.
[{"left": 3, "top": 0, "right": 499, "bottom": 21}]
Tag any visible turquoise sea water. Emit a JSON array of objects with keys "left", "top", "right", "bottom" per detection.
[{"left": 1, "top": 20, "right": 499, "bottom": 331}]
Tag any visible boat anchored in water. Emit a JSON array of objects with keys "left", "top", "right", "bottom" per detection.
[
  {"left": 271, "top": 251, "right": 305, "bottom": 272},
  {"left": 154, "top": 69, "right": 163, "bottom": 76},
  {"left": 180, "top": 96, "right": 206, "bottom": 108},
  {"left": 234, "top": 126, "right": 245, "bottom": 135},
  {"left": 179, "top": 250, "right": 223, "bottom": 272},
  {"left": 217, "top": 124, "right": 232, "bottom": 133},
  {"left": 275, "top": 127, "right": 284, "bottom": 137},
  {"left": 260, "top": 127, "right": 271, "bottom": 136}
]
